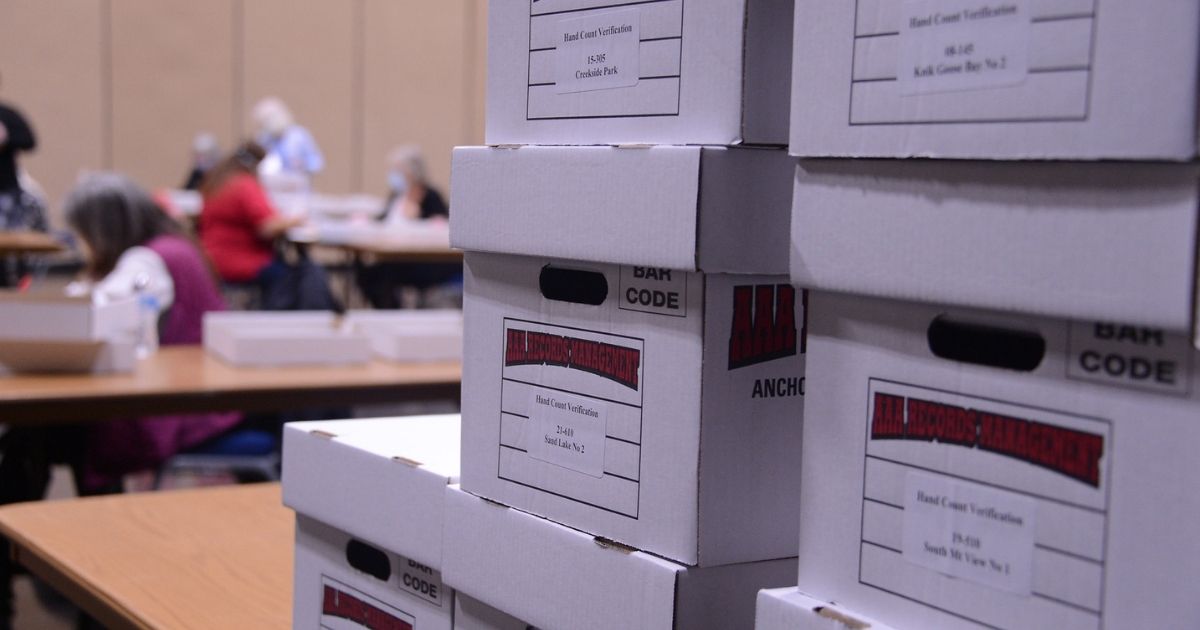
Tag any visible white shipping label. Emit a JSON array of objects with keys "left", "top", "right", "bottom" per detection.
[
  {"left": 897, "top": 0, "right": 1030, "bottom": 95},
  {"left": 902, "top": 471, "right": 1036, "bottom": 595},
  {"left": 1067, "top": 322, "right": 1192, "bottom": 396},
  {"left": 527, "top": 388, "right": 607, "bottom": 478},
  {"left": 554, "top": 7, "right": 640, "bottom": 94}
]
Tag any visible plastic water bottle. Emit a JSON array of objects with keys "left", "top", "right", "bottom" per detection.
[{"left": 133, "top": 273, "right": 160, "bottom": 358}]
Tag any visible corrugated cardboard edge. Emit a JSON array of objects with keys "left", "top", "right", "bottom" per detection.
[
  {"left": 815, "top": 606, "right": 871, "bottom": 630},
  {"left": 392, "top": 456, "right": 423, "bottom": 468},
  {"left": 592, "top": 536, "right": 637, "bottom": 555}
]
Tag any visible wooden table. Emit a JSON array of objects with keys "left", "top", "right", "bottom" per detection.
[
  {"left": 0, "top": 345, "right": 461, "bottom": 425},
  {"left": 0, "top": 483, "right": 292, "bottom": 629},
  {"left": 0, "top": 231, "right": 63, "bottom": 256},
  {"left": 290, "top": 230, "right": 462, "bottom": 264},
  {"left": 345, "top": 240, "right": 463, "bottom": 264}
]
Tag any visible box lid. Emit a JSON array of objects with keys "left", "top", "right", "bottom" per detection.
[
  {"left": 789, "top": 1, "right": 1200, "bottom": 160},
  {"left": 441, "top": 486, "right": 681, "bottom": 629},
  {"left": 791, "top": 159, "right": 1200, "bottom": 343},
  {"left": 441, "top": 487, "right": 793, "bottom": 629},
  {"left": 282, "top": 415, "right": 460, "bottom": 570},
  {"left": 450, "top": 145, "right": 792, "bottom": 273},
  {"left": 0, "top": 291, "right": 137, "bottom": 341},
  {"left": 485, "top": 0, "right": 791, "bottom": 146}
]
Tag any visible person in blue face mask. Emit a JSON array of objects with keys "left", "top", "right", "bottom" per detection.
[
  {"left": 378, "top": 145, "right": 447, "bottom": 224},
  {"left": 356, "top": 145, "right": 458, "bottom": 309},
  {"left": 251, "top": 97, "right": 324, "bottom": 185}
]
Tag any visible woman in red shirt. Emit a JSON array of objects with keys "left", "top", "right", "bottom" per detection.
[{"left": 198, "top": 142, "right": 301, "bottom": 286}]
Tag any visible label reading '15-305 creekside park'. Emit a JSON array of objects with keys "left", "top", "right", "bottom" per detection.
[{"left": 554, "top": 7, "right": 640, "bottom": 94}]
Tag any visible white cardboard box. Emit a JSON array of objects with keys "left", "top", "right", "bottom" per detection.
[
  {"left": 452, "top": 593, "right": 531, "bottom": 630},
  {"left": 0, "top": 337, "right": 136, "bottom": 374},
  {"left": 0, "top": 292, "right": 137, "bottom": 341},
  {"left": 790, "top": 1, "right": 1200, "bottom": 160},
  {"left": 790, "top": 160, "right": 1200, "bottom": 340},
  {"left": 486, "top": 0, "right": 792, "bottom": 146},
  {"left": 451, "top": 145, "right": 793, "bottom": 273},
  {"left": 462, "top": 251, "right": 805, "bottom": 566},
  {"left": 442, "top": 487, "right": 796, "bottom": 630},
  {"left": 345, "top": 310, "right": 463, "bottom": 363},
  {"left": 798, "top": 290, "right": 1200, "bottom": 630},
  {"left": 203, "top": 311, "right": 372, "bottom": 366},
  {"left": 283, "top": 415, "right": 461, "bottom": 630},
  {"left": 756, "top": 588, "right": 891, "bottom": 630}
]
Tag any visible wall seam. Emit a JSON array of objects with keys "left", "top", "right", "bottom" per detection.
[
  {"left": 233, "top": 0, "right": 245, "bottom": 140},
  {"left": 352, "top": 0, "right": 366, "bottom": 191},
  {"left": 100, "top": 0, "right": 113, "bottom": 169}
]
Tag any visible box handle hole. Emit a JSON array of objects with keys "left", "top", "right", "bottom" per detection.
[
  {"left": 345, "top": 539, "right": 391, "bottom": 582},
  {"left": 539, "top": 265, "right": 607, "bottom": 305},
  {"left": 927, "top": 316, "right": 1044, "bottom": 372}
]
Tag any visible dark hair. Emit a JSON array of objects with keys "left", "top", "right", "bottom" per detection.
[
  {"left": 64, "top": 173, "right": 185, "bottom": 279},
  {"left": 199, "top": 141, "right": 266, "bottom": 198}
]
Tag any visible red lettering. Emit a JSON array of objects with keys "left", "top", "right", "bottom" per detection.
[
  {"left": 871, "top": 392, "right": 906, "bottom": 439},
  {"left": 729, "top": 286, "right": 754, "bottom": 368},
  {"left": 906, "top": 398, "right": 977, "bottom": 446},
  {"left": 729, "top": 284, "right": 798, "bottom": 370},
  {"left": 322, "top": 586, "right": 413, "bottom": 630},
  {"left": 752, "top": 285, "right": 776, "bottom": 357},
  {"left": 978, "top": 412, "right": 1104, "bottom": 487},
  {"left": 505, "top": 329, "right": 527, "bottom": 365}
]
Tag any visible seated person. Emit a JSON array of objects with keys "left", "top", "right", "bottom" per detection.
[
  {"left": 0, "top": 174, "right": 245, "bottom": 625},
  {"left": 252, "top": 97, "right": 323, "bottom": 187},
  {"left": 357, "top": 146, "right": 461, "bottom": 309},
  {"left": 198, "top": 142, "right": 302, "bottom": 302},
  {"left": 63, "top": 172, "right": 243, "bottom": 487},
  {"left": 182, "top": 131, "right": 220, "bottom": 191}
]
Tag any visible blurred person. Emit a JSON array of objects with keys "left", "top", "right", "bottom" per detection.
[
  {"left": 0, "top": 174, "right": 241, "bottom": 627},
  {"left": 0, "top": 73, "right": 45, "bottom": 232},
  {"left": 181, "top": 131, "right": 221, "bottom": 190},
  {"left": 356, "top": 146, "right": 460, "bottom": 309},
  {"left": 251, "top": 97, "right": 323, "bottom": 182},
  {"left": 63, "top": 173, "right": 243, "bottom": 484},
  {"left": 379, "top": 145, "right": 448, "bottom": 223},
  {"left": 198, "top": 141, "right": 303, "bottom": 291}
]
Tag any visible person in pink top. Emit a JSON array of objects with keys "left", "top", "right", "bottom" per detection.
[
  {"left": 62, "top": 173, "right": 243, "bottom": 485},
  {"left": 0, "top": 173, "right": 244, "bottom": 626}
]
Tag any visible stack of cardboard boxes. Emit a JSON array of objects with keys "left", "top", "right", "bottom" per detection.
[
  {"left": 285, "top": 1, "right": 810, "bottom": 628},
  {"left": 446, "top": 1, "right": 806, "bottom": 627},
  {"left": 283, "top": 1, "right": 1200, "bottom": 628},
  {"left": 760, "top": 2, "right": 1200, "bottom": 629}
]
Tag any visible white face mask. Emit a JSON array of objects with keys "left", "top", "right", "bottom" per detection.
[{"left": 388, "top": 171, "right": 409, "bottom": 195}]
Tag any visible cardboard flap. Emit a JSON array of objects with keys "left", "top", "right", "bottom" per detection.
[
  {"left": 696, "top": 147, "right": 793, "bottom": 274},
  {"left": 791, "top": 159, "right": 1200, "bottom": 332},
  {"left": 740, "top": 0, "right": 793, "bottom": 145},
  {"left": 452, "top": 145, "right": 792, "bottom": 272},
  {"left": 282, "top": 415, "right": 461, "bottom": 569},
  {"left": 452, "top": 145, "right": 702, "bottom": 269},
  {"left": 441, "top": 487, "right": 682, "bottom": 630},
  {"left": 0, "top": 292, "right": 137, "bottom": 341}
]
